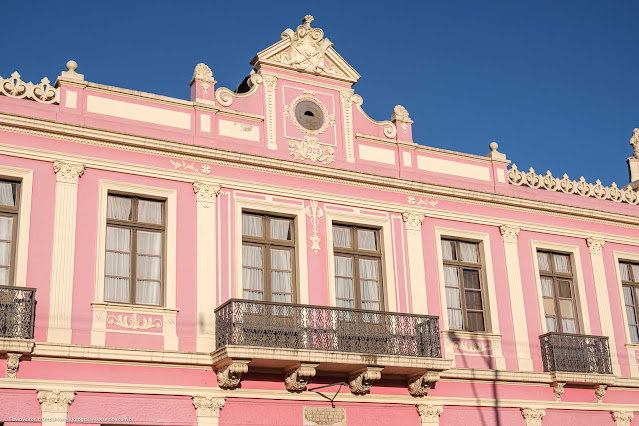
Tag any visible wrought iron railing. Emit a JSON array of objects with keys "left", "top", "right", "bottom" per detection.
[
  {"left": 215, "top": 299, "right": 441, "bottom": 358},
  {"left": 539, "top": 332, "right": 612, "bottom": 374},
  {"left": 0, "top": 285, "right": 36, "bottom": 339}
]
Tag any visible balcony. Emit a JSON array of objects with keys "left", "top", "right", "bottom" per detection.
[
  {"left": 539, "top": 332, "right": 612, "bottom": 375},
  {"left": 0, "top": 285, "right": 36, "bottom": 340},
  {"left": 212, "top": 299, "right": 451, "bottom": 395}
]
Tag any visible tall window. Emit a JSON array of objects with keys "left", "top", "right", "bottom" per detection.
[
  {"left": 619, "top": 261, "right": 639, "bottom": 343},
  {"left": 442, "top": 239, "right": 485, "bottom": 332},
  {"left": 242, "top": 213, "right": 295, "bottom": 303},
  {"left": 105, "top": 195, "right": 164, "bottom": 306},
  {"left": 537, "top": 251, "right": 578, "bottom": 333},
  {"left": 332, "top": 225, "right": 383, "bottom": 310},
  {"left": 0, "top": 180, "right": 19, "bottom": 286}
]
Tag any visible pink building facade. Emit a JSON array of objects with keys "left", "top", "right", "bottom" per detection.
[{"left": 0, "top": 15, "right": 637, "bottom": 425}]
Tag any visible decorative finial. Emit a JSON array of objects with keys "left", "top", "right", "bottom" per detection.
[
  {"left": 390, "top": 105, "right": 413, "bottom": 124},
  {"left": 66, "top": 60, "right": 78, "bottom": 72},
  {"left": 486, "top": 141, "right": 507, "bottom": 160},
  {"left": 191, "top": 63, "right": 215, "bottom": 85},
  {"left": 630, "top": 128, "right": 639, "bottom": 159},
  {"left": 303, "top": 15, "right": 314, "bottom": 25}
]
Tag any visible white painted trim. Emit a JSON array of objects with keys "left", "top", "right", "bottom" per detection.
[
  {"left": 0, "top": 165, "right": 32, "bottom": 287},
  {"left": 91, "top": 180, "right": 177, "bottom": 350},
  {"left": 434, "top": 227, "right": 505, "bottom": 369},
  {"left": 233, "top": 195, "right": 309, "bottom": 304},
  {"left": 530, "top": 240, "right": 591, "bottom": 335},
  {"left": 612, "top": 250, "right": 639, "bottom": 377},
  {"left": 324, "top": 208, "right": 397, "bottom": 312}
]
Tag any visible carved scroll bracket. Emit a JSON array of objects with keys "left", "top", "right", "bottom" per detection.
[
  {"left": 552, "top": 381, "right": 565, "bottom": 402},
  {"left": 595, "top": 384, "right": 607, "bottom": 403},
  {"left": 348, "top": 366, "right": 383, "bottom": 395},
  {"left": 284, "top": 362, "right": 318, "bottom": 392},
  {"left": 6, "top": 353, "right": 21, "bottom": 379},
  {"left": 216, "top": 359, "right": 250, "bottom": 390},
  {"left": 407, "top": 371, "right": 440, "bottom": 397}
]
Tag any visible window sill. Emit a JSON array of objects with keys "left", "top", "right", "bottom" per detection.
[
  {"left": 442, "top": 330, "right": 502, "bottom": 340},
  {"left": 91, "top": 301, "right": 179, "bottom": 315}
]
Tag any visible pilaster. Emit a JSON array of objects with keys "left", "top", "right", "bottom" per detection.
[
  {"left": 499, "top": 225, "right": 534, "bottom": 371},
  {"left": 192, "top": 396, "right": 225, "bottom": 426},
  {"left": 586, "top": 237, "right": 621, "bottom": 376},
  {"left": 416, "top": 404, "right": 443, "bottom": 425},
  {"left": 193, "top": 182, "right": 221, "bottom": 352},
  {"left": 48, "top": 161, "right": 85, "bottom": 343},
  {"left": 263, "top": 74, "right": 278, "bottom": 150},
  {"left": 339, "top": 89, "right": 358, "bottom": 163},
  {"left": 37, "top": 390, "right": 75, "bottom": 426},
  {"left": 403, "top": 212, "right": 428, "bottom": 314}
]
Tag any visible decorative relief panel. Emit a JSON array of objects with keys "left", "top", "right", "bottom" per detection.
[
  {"left": 269, "top": 16, "right": 347, "bottom": 78},
  {"left": 106, "top": 313, "right": 163, "bottom": 331},
  {"left": 169, "top": 159, "right": 212, "bottom": 174},
  {"left": 407, "top": 196, "right": 438, "bottom": 208},
  {"left": 303, "top": 407, "right": 346, "bottom": 426},
  {"left": 451, "top": 338, "right": 494, "bottom": 354},
  {"left": 290, "top": 136, "right": 335, "bottom": 164}
]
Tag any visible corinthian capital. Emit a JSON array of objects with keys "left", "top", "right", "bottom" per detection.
[
  {"left": 53, "top": 161, "right": 85, "bottom": 184},
  {"left": 402, "top": 212, "right": 425, "bottom": 231},
  {"left": 192, "top": 396, "right": 225, "bottom": 417},
  {"left": 611, "top": 411, "right": 634, "bottom": 426},
  {"left": 500, "top": 225, "right": 520, "bottom": 243},
  {"left": 193, "top": 182, "right": 221, "bottom": 203},
  {"left": 37, "top": 390, "right": 75, "bottom": 413},
  {"left": 587, "top": 237, "right": 605, "bottom": 254},
  {"left": 521, "top": 408, "right": 545, "bottom": 425},
  {"left": 263, "top": 75, "right": 277, "bottom": 91},
  {"left": 416, "top": 404, "right": 443, "bottom": 424}
]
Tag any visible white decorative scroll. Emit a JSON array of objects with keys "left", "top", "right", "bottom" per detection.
[
  {"left": 1, "top": 72, "right": 59, "bottom": 104},
  {"left": 214, "top": 73, "right": 262, "bottom": 107},
  {"left": 508, "top": 164, "right": 639, "bottom": 205}
]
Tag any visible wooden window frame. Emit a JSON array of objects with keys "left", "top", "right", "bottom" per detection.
[
  {"left": 620, "top": 261, "right": 639, "bottom": 343},
  {"left": 332, "top": 224, "right": 384, "bottom": 311},
  {"left": 442, "top": 238, "right": 486, "bottom": 332},
  {"left": 0, "top": 179, "right": 20, "bottom": 287},
  {"left": 241, "top": 212, "right": 297, "bottom": 303},
  {"left": 105, "top": 194, "right": 166, "bottom": 306},
  {"left": 538, "top": 250, "right": 579, "bottom": 334}
]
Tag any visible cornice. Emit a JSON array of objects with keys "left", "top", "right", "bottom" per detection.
[
  {"left": 1, "top": 112, "right": 639, "bottom": 234},
  {"left": 0, "top": 378, "right": 637, "bottom": 411}
]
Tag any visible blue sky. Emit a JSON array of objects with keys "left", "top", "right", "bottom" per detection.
[{"left": 4, "top": 1, "right": 638, "bottom": 186}]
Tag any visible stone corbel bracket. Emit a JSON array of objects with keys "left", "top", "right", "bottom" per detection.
[
  {"left": 552, "top": 381, "right": 565, "bottom": 402},
  {"left": 349, "top": 366, "right": 383, "bottom": 395},
  {"left": 408, "top": 371, "right": 440, "bottom": 397},
  {"left": 6, "top": 353, "right": 21, "bottom": 379},
  {"left": 595, "top": 384, "right": 607, "bottom": 403},
  {"left": 284, "top": 362, "right": 319, "bottom": 392},
  {"left": 216, "top": 359, "right": 250, "bottom": 390}
]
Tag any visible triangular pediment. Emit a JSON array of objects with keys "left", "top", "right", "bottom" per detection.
[{"left": 251, "top": 15, "right": 361, "bottom": 85}]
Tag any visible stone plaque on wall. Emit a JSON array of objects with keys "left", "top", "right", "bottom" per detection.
[{"left": 303, "top": 407, "right": 347, "bottom": 425}]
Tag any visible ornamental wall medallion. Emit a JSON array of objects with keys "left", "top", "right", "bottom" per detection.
[
  {"left": 284, "top": 91, "right": 334, "bottom": 135},
  {"left": 289, "top": 136, "right": 335, "bottom": 164}
]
